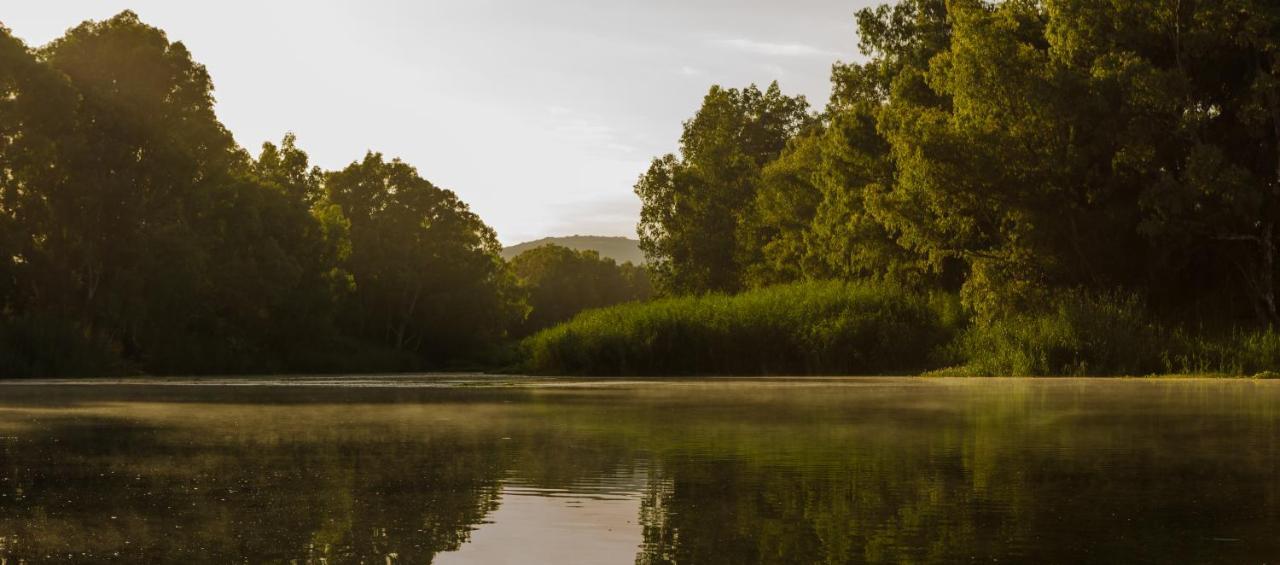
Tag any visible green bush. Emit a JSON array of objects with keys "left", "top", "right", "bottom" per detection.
[
  {"left": 1162, "top": 328, "right": 1280, "bottom": 376},
  {"left": 524, "top": 283, "right": 1280, "bottom": 378},
  {"left": 521, "top": 281, "right": 961, "bottom": 376},
  {"left": 955, "top": 292, "right": 1168, "bottom": 376}
]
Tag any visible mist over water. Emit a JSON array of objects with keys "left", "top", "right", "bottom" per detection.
[{"left": 0, "top": 377, "right": 1277, "bottom": 563}]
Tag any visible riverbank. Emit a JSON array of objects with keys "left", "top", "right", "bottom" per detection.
[
  {"left": 3, "top": 373, "right": 1274, "bottom": 391},
  {"left": 5, "top": 282, "right": 1279, "bottom": 380},
  {"left": 520, "top": 281, "right": 1280, "bottom": 377}
]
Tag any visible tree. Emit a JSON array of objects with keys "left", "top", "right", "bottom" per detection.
[
  {"left": 656, "top": 0, "right": 1276, "bottom": 327},
  {"left": 172, "top": 135, "right": 355, "bottom": 370},
  {"left": 1104, "top": 0, "right": 1280, "bottom": 323},
  {"left": 747, "top": 107, "right": 934, "bottom": 290},
  {"left": 742, "top": 128, "right": 827, "bottom": 287},
  {"left": 509, "top": 244, "right": 652, "bottom": 333},
  {"left": 741, "top": 0, "right": 948, "bottom": 292},
  {"left": 0, "top": 26, "right": 80, "bottom": 318},
  {"left": 866, "top": 0, "right": 1279, "bottom": 322},
  {"left": 324, "top": 153, "right": 522, "bottom": 362},
  {"left": 33, "top": 12, "right": 236, "bottom": 357},
  {"left": 2, "top": 11, "right": 533, "bottom": 374},
  {"left": 636, "top": 82, "right": 812, "bottom": 295}
]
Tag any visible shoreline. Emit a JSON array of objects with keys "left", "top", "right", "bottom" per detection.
[{"left": 1, "top": 373, "right": 1276, "bottom": 387}]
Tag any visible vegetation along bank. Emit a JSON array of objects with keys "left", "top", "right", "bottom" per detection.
[{"left": 3, "top": 1, "right": 1279, "bottom": 377}]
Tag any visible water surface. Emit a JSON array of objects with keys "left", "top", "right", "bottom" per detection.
[{"left": 0, "top": 376, "right": 1277, "bottom": 563}]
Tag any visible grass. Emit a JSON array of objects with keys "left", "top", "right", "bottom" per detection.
[
  {"left": 951, "top": 292, "right": 1166, "bottom": 376},
  {"left": 520, "top": 280, "right": 963, "bottom": 376},
  {"left": 9, "top": 280, "right": 1278, "bottom": 379},
  {"left": 522, "top": 284, "right": 1280, "bottom": 377},
  {"left": 949, "top": 292, "right": 1280, "bottom": 377},
  {"left": 1161, "top": 328, "right": 1280, "bottom": 378}
]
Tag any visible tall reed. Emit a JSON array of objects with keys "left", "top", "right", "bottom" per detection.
[{"left": 521, "top": 281, "right": 961, "bottom": 375}]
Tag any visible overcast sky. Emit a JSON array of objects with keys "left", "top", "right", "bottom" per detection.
[{"left": 4, "top": 1, "right": 874, "bottom": 244}]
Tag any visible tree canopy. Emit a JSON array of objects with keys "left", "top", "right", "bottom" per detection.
[
  {"left": 636, "top": 0, "right": 1280, "bottom": 328},
  {"left": 0, "top": 12, "right": 527, "bottom": 375},
  {"left": 509, "top": 244, "right": 651, "bottom": 334},
  {"left": 636, "top": 82, "right": 812, "bottom": 295},
  {"left": 6, "top": 1, "right": 1280, "bottom": 376}
]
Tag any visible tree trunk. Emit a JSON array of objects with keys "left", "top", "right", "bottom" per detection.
[
  {"left": 1265, "top": 53, "right": 1280, "bottom": 325},
  {"left": 1214, "top": 229, "right": 1277, "bottom": 325},
  {"left": 394, "top": 285, "right": 420, "bottom": 351},
  {"left": 1259, "top": 222, "right": 1277, "bottom": 326}
]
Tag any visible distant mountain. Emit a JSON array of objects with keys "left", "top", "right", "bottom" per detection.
[{"left": 502, "top": 235, "right": 646, "bottom": 265}]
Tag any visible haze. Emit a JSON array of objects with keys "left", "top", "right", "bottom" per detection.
[{"left": 3, "top": 0, "right": 871, "bottom": 244}]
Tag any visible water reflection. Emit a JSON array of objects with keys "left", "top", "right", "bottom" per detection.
[
  {"left": 0, "top": 378, "right": 1276, "bottom": 563},
  {"left": 436, "top": 472, "right": 647, "bottom": 565}
]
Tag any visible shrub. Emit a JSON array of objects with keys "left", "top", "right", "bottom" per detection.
[
  {"left": 955, "top": 291, "right": 1167, "bottom": 376},
  {"left": 520, "top": 280, "right": 960, "bottom": 376},
  {"left": 1163, "top": 328, "right": 1280, "bottom": 376}
]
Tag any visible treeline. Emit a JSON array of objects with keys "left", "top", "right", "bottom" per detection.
[
  {"left": 526, "top": 0, "right": 1280, "bottom": 376},
  {"left": 0, "top": 12, "right": 646, "bottom": 376},
  {"left": 618, "top": 0, "right": 1280, "bottom": 371},
  {"left": 638, "top": 0, "right": 1279, "bottom": 324},
  {"left": 524, "top": 279, "right": 1280, "bottom": 376},
  {"left": 9, "top": 1, "right": 1280, "bottom": 377}
]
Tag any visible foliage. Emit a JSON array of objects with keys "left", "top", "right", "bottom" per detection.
[
  {"left": 509, "top": 244, "right": 652, "bottom": 335},
  {"left": 521, "top": 280, "right": 961, "bottom": 375},
  {"left": 7, "top": 2, "right": 1280, "bottom": 377},
  {"left": 0, "top": 315, "right": 123, "bottom": 377},
  {"left": 953, "top": 292, "right": 1167, "bottom": 376},
  {"left": 0, "top": 13, "right": 521, "bottom": 376},
  {"left": 636, "top": 0, "right": 1280, "bottom": 327},
  {"left": 1160, "top": 328, "right": 1280, "bottom": 377},
  {"left": 871, "top": 0, "right": 1280, "bottom": 320},
  {"left": 501, "top": 236, "right": 645, "bottom": 265},
  {"left": 616, "top": 0, "right": 1280, "bottom": 376},
  {"left": 325, "top": 153, "right": 523, "bottom": 363},
  {"left": 952, "top": 291, "right": 1280, "bottom": 377},
  {"left": 636, "top": 83, "right": 813, "bottom": 295}
]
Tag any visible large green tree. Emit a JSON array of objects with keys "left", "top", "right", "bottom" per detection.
[
  {"left": 25, "top": 11, "right": 250, "bottom": 366},
  {"left": 636, "top": 82, "right": 811, "bottom": 295},
  {"left": 652, "top": 0, "right": 1278, "bottom": 328},
  {"left": 1, "top": 11, "right": 524, "bottom": 375},
  {"left": 24, "top": 12, "right": 361, "bottom": 371},
  {"left": 0, "top": 26, "right": 79, "bottom": 318},
  {"left": 872, "top": 0, "right": 1280, "bottom": 321},
  {"left": 324, "top": 153, "right": 522, "bottom": 362},
  {"left": 740, "top": 0, "right": 949, "bottom": 291}
]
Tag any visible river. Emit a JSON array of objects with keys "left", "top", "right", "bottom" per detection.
[{"left": 0, "top": 376, "right": 1276, "bottom": 563}]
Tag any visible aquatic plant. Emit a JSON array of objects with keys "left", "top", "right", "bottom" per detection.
[{"left": 521, "top": 280, "right": 960, "bottom": 375}]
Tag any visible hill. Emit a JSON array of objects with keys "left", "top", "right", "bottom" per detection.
[{"left": 502, "top": 236, "right": 645, "bottom": 265}]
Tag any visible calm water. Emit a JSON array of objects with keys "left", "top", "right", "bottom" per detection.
[{"left": 0, "top": 376, "right": 1277, "bottom": 563}]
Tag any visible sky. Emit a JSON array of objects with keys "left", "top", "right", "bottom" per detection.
[{"left": 3, "top": 1, "right": 874, "bottom": 244}]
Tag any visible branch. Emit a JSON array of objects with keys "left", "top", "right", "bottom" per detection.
[{"left": 1214, "top": 233, "right": 1262, "bottom": 243}]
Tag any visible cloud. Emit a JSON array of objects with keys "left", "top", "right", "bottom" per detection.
[
  {"left": 711, "top": 38, "right": 837, "bottom": 58},
  {"left": 761, "top": 63, "right": 787, "bottom": 78},
  {"left": 679, "top": 65, "right": 704, "bottom": 77},
  {"left": 545, "top": 106, "right": 639, "bottom": 156}
]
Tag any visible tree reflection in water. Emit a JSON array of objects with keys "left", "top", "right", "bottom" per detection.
[{"left": 0, "top": 378, "right": 1277, "bottom": 563}]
